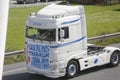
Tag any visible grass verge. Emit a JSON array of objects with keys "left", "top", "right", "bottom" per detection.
[
  {"left": 89, "top": 37, "right": 120, "bottom": 46},
  {"left": 85, "top": 5, "right": 120, "bottom": 37},
  {"left": 4, "top": 54, "right": 26, "bottom": 64},
  {"left": 6, "top": 5, "right": 45, "bottom": 52}
]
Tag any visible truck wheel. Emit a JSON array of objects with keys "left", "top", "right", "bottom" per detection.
[
  {"left": 109, "top": 51, "right": 120, "bottom": 67},
  {"left": 66, "top": 60, "right": 78, "bottom": 78}
]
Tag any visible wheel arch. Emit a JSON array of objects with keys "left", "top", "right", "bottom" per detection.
[
  {"left": 65, "top": 59, "right": 80, "bottom": 78},
  {"left": 111, "top": 49, "right": 120, "bottom": 60},
  {"left": 108, "top": 49, "right": 120, "bottom": 67},
  {"left": 65, "top": 58, "right": 80, "bottom": 71}
]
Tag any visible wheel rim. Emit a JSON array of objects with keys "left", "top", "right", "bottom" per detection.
[
  {"left": 68, "top": 64, "right": 76, "bottom": 76},
  {"left": 111, "top": 52, "right": 119, "bottom": 64}
]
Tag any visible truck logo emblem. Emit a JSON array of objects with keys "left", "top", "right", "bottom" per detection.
[{"left": 94, "top": 58, "right": 98, "bottom": 64}]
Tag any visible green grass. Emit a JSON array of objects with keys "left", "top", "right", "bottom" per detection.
[
  {"left": 4, "top": 54, "right": 25, "bottom": 64},
  {"left": 6, "top": 5, "right": 45, "bottom": 52},
  {"left": 6, "top": 4, "right": 120, "bottom": 52},
  {"left": 85, "top": 5, "right": 120, "bottom": 37},
  {"left": 89, "top": 37, "right": 120, "bottom": 46}
]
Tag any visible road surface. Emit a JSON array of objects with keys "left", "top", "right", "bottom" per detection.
[
  {"left": 2, "top": 43, "right": 120, "bottom": 80},
  {"left": 9, "top": 0, "right": 62, "bottom": 8}
]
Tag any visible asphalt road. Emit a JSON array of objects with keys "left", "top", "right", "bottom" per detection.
[
  {"left": 9, "top": 1, "right": 62, "bottom": 8},
  {"left": 2, "top": 43, "right": 120, "bottom": 80}
]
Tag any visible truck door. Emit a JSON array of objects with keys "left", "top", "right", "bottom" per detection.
[{"left": 57, "top": 26, "right": 70, "bottom": 60}]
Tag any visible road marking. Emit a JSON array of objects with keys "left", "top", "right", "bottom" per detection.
[{"left": 3, "top": 67, "right": 26, "bottom": 74}]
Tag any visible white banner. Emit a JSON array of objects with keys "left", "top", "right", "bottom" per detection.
[{"left": 27, "top": 42, "right": 50, "bottom": 70}]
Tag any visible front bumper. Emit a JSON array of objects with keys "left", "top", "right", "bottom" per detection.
[{"left": 26, "top": 61, "right": 66, "bottom": 78}]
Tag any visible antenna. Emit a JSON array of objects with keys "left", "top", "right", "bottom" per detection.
[{"left": 67, "top": 1, "right": 70, "bottom": 6}]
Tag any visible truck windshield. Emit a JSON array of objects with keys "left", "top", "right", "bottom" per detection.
[{"left": 26, "top": 27, "right": 56, "bottom": 41}]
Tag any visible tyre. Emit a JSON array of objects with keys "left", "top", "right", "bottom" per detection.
[
  {"left": 66, "top": 60, "right": 79, "bottom": 78},
  {"left": 109, "top": 51, "right": 120, "bottom": 67}
]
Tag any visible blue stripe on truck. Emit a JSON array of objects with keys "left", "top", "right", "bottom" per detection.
[
  {"left": 61, "top": 18, "right": 81, "bottom": 25},
  {"left": 50, "top": 36, "right": 86, "bottom": 48}
]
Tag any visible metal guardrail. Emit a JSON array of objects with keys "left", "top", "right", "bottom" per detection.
[
  {"left": 5, "top": 32, "right": 120, "bottom": 56},
  {"left": 5, "top": 50, "right": 24, "bottom": 56},
  {"left": 88, "top": 32, "right": 120, "bottom": 41}
]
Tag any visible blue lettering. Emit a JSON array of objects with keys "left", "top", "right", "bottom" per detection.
[
  {"left": 44, "top": 63, "right": 49, "bottom": 69},
  {"left": 29, "top": 44, "right": 49, "bottom": 52},
  {"left": 33, "top": 22, "right": 42, "bottom": 26},
  {"left": 28, "top": 44, "right": 50, "bottom": 69},
  {"left": 31, "top": 57, "right": 40, "bottom": 67},
  {"left": 42, "top": 59, "right": 49, "bottom": 63}
]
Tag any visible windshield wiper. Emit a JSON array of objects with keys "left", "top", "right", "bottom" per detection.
[{"left": 40, "top": 31, "right": 49, "bottom": 39}]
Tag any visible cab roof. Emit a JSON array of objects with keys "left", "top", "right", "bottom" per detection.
[{"left": 36, "top": 4, "right": 84, "bottom": 18}]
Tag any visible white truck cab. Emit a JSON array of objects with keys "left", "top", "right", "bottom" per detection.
[{"left": 25, "top": 4, "right": 120, "bottom": 78}]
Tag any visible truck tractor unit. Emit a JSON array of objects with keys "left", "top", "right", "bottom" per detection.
[{"left": 25, "top": 4, "right": 120, "bottom": 78}]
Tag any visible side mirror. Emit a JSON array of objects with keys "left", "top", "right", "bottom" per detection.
[{"left": 60, "top": 29, "right": 65, "bottom": 38}]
